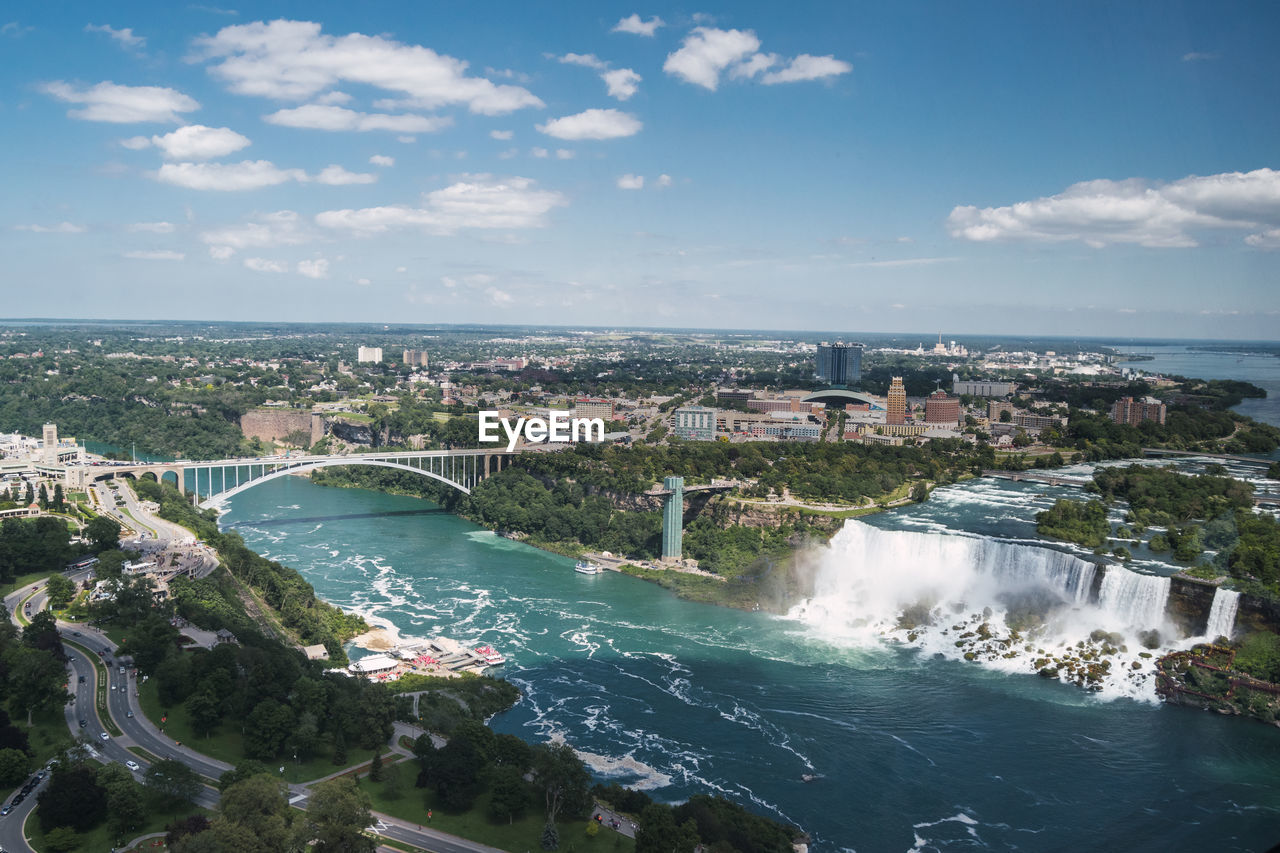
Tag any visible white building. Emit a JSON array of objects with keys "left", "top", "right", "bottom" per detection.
[{"left": 357, "top": 346, "right": 383, "bottom": 364}]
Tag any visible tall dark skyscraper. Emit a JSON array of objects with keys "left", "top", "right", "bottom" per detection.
[{"left": 816, "top": 341, "right": 864, "bottom": 387}]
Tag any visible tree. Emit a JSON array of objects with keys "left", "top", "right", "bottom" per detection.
[
  {"left": 145, "top": 758, "right": 202, "bottom": 807},
  {"left": 9, "top": 647, "right": 70, "bottom": 725},
  {"left": 541, "top": 821, "right": 560, "bottom": 851},
  {"left": 22, "top": 610, "right": 64, "bottom": 659},
  {"left": 85, "top": 515, "right": 122, "bottom": 553},
  {"left": 43, "top": 827, "right": 80, "bottom": 853},
  {"left": 306, "top": 776, "right": 376, "bottom": 853},
  {"left": 212, "top": 773, "right": 300, "bottom": 853},
  {"left": 217, "top": 760, "right": 271, "bottom": 792},
  {"left": 100, "top": 765, "right": 146, "bottom": 838},
  {"left": 532, "top": 742, "right": 591, "bottom": 826},
  {"left": 244, "top": 698, "right": 295, "bottom": 759},
  {"left": 369, "top": 747, "right": 384, "bottom": 782},
  {"left": 165, "top": 815, "right": 211, "bottom": 847},
  {"left": 488, "top": 765, "right": 531, "bottom": 824},
  {"left": 120, "top": 612, "right": 180, "bottom": 674},
  {"left": 36, "top": 765, "right": 107, "bottom": 833},
  {"left": 38, "top": 484, "right": 49, "bottom": 510},
  {"left": 431, "top": 733, "right": 484, "bottom": 811},
  {"left": 0, "top": 747, "right": 30, "bottom": 787},
  {"left": 45, "top": 574, "right": 75, "bottom": 610},
  {"left": 52, "top": 483, "right": 64, "bottom": 510},
  {"left": 186, "top": 689, "right": 222, "bottom": 738}
]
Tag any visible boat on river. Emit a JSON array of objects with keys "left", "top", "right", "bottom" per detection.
[{"left": 575, "top": 561, "right": 604, "bottom": 574}]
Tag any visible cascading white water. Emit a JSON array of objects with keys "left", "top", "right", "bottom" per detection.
[
  {"left": 791, "top": 520, "right": 1182, "bottom": 700},
  {"left": 1203, "top": 588, "right": 1241, "bottom": 641}
]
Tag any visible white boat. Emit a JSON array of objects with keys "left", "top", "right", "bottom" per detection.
[
  {"left": 474, "top": 645, "right": 506, "bottom": 666},
  {"left": 574, "top": 561, "right": 603, "bottom": 574}
]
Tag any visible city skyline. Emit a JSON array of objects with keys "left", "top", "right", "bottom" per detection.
[{"left": 2, "top": 2, "right": 1278, "bottom": 338}]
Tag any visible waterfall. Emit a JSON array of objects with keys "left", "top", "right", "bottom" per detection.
[
  {"left": 791, "top": 520, "right": 1178, "bottom": 700},
  {"left": 1097, "top": 569, "right": 1172, "bottom": 630},
  {"left": 1204, "top": 588, "right": 1241, "bottom": 641}
]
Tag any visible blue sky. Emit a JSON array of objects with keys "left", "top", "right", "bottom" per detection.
[{"left": 2, "top": 2, "right": 1277, "bottom": 339}]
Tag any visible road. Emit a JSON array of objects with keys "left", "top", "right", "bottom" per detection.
[{"left": 3, "top": 573, "right": 508, "bottom": 853}]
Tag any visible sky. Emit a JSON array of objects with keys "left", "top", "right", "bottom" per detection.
[{"left": 1, "top": 1, "right": 1278, "bottom": 339}]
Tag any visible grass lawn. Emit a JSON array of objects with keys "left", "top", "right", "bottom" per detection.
[
  {"left": 1, "top": 570, "right": 53, "bottom": 599},
  {"left": 136, "top": 678, "right": 381, "bottom": 784},
  {"left": 360, "top": 773, "right": 636, "bottom": 853},
  {"left": 11, "top": 706, "right": 76, "bottom": 769},
  {"left": 26, "top": 801, "right": 210, "bottom": 853},
  {"left": 63, "top": 639, "right": 121, "bottom": 736}
]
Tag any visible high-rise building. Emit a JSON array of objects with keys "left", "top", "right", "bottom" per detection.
[
  {"left": 886, "top": 377, "right": 907, "bottom": 425},
  {"left": 987, "top": 401, "right": 1015, "bottom": 422},
  {"left": 672, "top": 406, "right": 716, "bottom": 441},
  {"left": 357, "top": 346, "right": 383, "bottom": 363},
  {"left": 1111, "top": 396, "right": 1166, "bottom": 426},
  {"left": 816, "top": 342, "right": 864, "bottom": 387},
  {"left": 403, "top": 349, "right": 429, "bottom": 368},
  {"left": 661, "top": 476, "right": 684, "bottom": 561},
  {"left": 42, "top": 423, "right": 57, "bottom": 465},
  {"left": 924, "top": 390, "right": 960, "bottom": 425}
]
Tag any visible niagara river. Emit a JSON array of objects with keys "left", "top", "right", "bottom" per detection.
[{"left": 218, "top": 465, "right": 1280, "bottom": 853}]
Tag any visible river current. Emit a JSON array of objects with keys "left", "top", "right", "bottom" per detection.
[{"left": 215, "top": 346, "right": 1280, "bottom": 853}]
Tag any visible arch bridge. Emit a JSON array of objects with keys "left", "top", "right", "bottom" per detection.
[{"left": 88, "top": 449, "right": 514, "bottom": 509}]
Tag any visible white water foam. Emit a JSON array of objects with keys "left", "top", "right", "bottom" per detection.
[{"left": 789, "top": 521, "right": 1190, "bottom": 701}]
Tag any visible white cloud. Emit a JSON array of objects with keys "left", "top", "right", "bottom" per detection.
[
  {"left": 603, "top": 68, "right": 642, "bottom": 100},
  {"left": 486, "top": 287, "right": 513, "bottom": 306},
  {"left": 948, "top": 168, "right": 1280, "bottom": 249},
  {"left": 537, "top": 108, "right": 641, "bottom": 140},
  {"left": 2, "top": 22, "right": 34, "bottom": 38},
  {"left": 156, "top": 160, "right": 304, "bottom": 190},
  {"left": 123, "top": 249, "right": 184, "bottom": 261},
  {"left": 193, "top": 19, "right": 543, "bottom": 115},
  {"left": 312, "top": 90, "right": 352, "bottom": 105},
  {"left": 297, "top": 258, "right": 330, "bottom": 278},
  {"left": 555, "top": 149, "right": 574, "bottom": 160},
  {"left": 313, "top": 165, "right": 377, "bottom": 185},
  {"left": 664, "top": 27, "right": 850, "bottom": 90},
  {"left": 664, "top": 27, "right": 760, "bottom": 90},
  {"left": 397, "top": 135, "right": 416, "bottom": 144},
  {"left": 316, "top": 174, "right": 567, "bottom": 235},
  {"left": 15, "top": 222, "right": 85, "bottom": 233},
  {"left": 497, "top": 147, "right": 518, "bottom": 159},
  {"left": 85, "top": 23, "right": 145, "bottom": 51},
  {"left": 612, "top": 14, "right": 664, "bottom": 36},
  {"left": 530, "top": 147, "right": 549, "bottom": 158},
  {"left": 244, "top": 257, "right": 288, "bottom": 272},
  {"left": 200, "top": 210, "right": 312, "bottom": 253},
  {"left": 263, "top": 104, "right": 452, "bottom": 133},
  {"left": 557, "top": 52, "right": 607, "bottom": 70},
  {"left": 1182, "top": 51, "right": 1218, "bottom": 62},
  {"left": 760, "top": 54, "right": 851, "bottom": 85},
  {"left": 40, "top": 80, "right": 199, "bottom": 123},
  {"left": 120, "top": 136, "right": 151, "bottom": 150},
  {"left": 128, "top": 221, "right": 176, "bottom": 233},
  {"left": 148, "top": 124, "right": 251, "bottom": 159},
  {"left": 617, "top": 174, "right": 644, "bottom": 190},
  {"left": 1245, "top": 228, "right": 1280, "bottom": 249},
  {"left": 357, "top": 277, "right": 372, "bottom": 286},
  {"left": 490, "top": 129, "right": 513, "bottom": 140},
  {"left": 655, "top": 173, "right": 672, "bottom": 188},
  {"left": 369, "top": 154, "right": 395, "bottom": 167}
]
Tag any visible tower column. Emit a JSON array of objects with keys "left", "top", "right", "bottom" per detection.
[{"left": 661, "top": 476, "right": 684, "bottom": 562}]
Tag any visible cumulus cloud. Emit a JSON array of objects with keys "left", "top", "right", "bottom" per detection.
[
  {"left": 123, "top": 249, "right": 184, "bottom": 260},
  {"left": 15, "top": 222, "right": 85, "bottom": 233},
  {"left": 617, "top": 174, "right": 644, "bottom": 190},
  {"left": 297, "top": 258, "right": 330, "bottom": 278},
  {"left": 200, "top": 210, "right": 312, "bottom": 254},
  {"left": 315, "top": 174, "right": 566, "bottom": 235},
  {"left": 612, "top": 14, "right": 664, "bottom": 36},
  {"left": 655, "top": 173, "right": 672, "bottom": 188},
  {"left": 947, "top": 168, "right": 1280, "bottom": 249},
  {"left": 1182, "top": 51, "right": 1218, "bottom": 62},
  {"left": 555, "top": 149, "right": 574, "bottom": 160},
  {"left": 554, "top": 52, "right": 642, "bottom": 101},
  {"left": 155, "top": 159, "right": 376, "bottom": 190},
  {"left": 603, "top": 68, "right": 642, "bottom": 100},
  {"left": 1245, "top": 228, "right": 1280, "bottom": 249},
  {"left": 40, "top": 80, "right": 199, "bottom": 123},
  {"left": 85, "top": 23, "right": 145, "bottom": 51},
  {"left": 530, "top": 147, "right": 549, "bottom": 158},
  {"left": 192, "top": 19, "right": 543, "bottom": 115},
  {"left": 664, "top": 27, "right": 850, "bottom": 90},
  {"left": 244, "top": 257, "right": 288, "bottom": 272},
  {"left": 490, "top": 129, "right": 513, "bottom": 140},
  {"left": 128, "top": 221, "right": 176, "bottom": 233},
  {"left": 537, "top": 108, "right": 641, "bottom": 140},
  {"left": 144, "top": 124, "right": 251, "bottom": 159},
  {"left": 369, "top": 154, "right": 395, "bottom": 167},
  {"left": 263, "top": 104, "right": 452, "bottom": 133}
]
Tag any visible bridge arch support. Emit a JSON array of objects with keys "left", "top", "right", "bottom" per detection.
[{"left": 196, "top": 458, "right": 474, "bottom": 509}]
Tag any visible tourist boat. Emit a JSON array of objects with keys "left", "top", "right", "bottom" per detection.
[
  {"left": 474, "top": 645, "right": 506, "bottom": 666},
  {"left": 574, "top": 560, "right": 603, "bottom": 574}
]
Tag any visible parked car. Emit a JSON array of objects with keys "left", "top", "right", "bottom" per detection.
[{"left": 78, "top": 719, "right": 86, "bottom": 728}]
